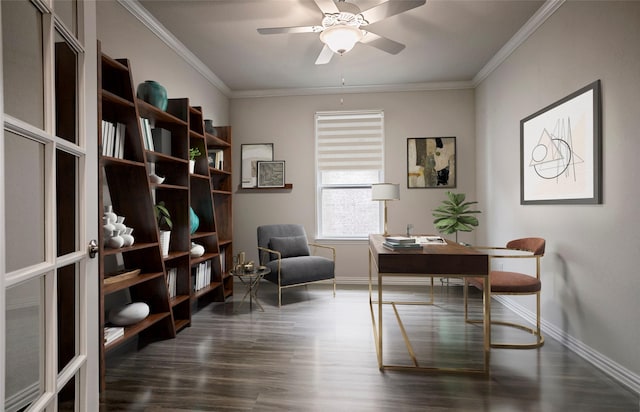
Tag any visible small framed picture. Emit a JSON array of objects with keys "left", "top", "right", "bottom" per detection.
[
  {"left": 241, "top": 143, "right": 273, "bottom": 188},
  {"left": 257, "top": 160, "right": 285, "bottom": 188}
]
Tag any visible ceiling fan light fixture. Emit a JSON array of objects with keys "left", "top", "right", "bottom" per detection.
[{"left": 319, "top": 25, "right": 363, "bottom": 55}]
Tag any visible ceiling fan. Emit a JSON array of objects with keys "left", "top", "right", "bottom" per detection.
[{"left": 257, "top": 0, "right": 426, "bottom": 65}]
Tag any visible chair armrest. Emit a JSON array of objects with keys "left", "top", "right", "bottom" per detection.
[
  {"left": 308, "top": 243, "right": 336, "bottom": 261},
  {"left": 258, "top": 246, "right": 281, "bottom": 262}
]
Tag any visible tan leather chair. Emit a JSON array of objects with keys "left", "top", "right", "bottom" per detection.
[{"left": 464, "top": 237, "right": 545, "bottom": 349}]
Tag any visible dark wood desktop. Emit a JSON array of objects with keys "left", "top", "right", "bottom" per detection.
[{"left": 368, "top": 234, "right": 490, "bottom": 374}]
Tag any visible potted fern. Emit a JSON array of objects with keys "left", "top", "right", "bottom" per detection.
[
  {"left": 155, "top": 201, "right": 173, "bottom": 256},
  {"left": 432, "top": 191, "right": 481, "bottom": 243}
]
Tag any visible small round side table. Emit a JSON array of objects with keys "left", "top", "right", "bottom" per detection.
[{"left": 230, "top": 266, "right": 270, "bottom": 311}]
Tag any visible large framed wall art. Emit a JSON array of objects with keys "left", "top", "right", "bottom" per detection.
[
  {"left": 241, "top": 143, "right": 273, "bottom": 188},
  {"left": 407, "top": 137, "right": 456, "bottom": 188},
  {"left": 520, "top": 80, "right": 602, "bottom": 204}
]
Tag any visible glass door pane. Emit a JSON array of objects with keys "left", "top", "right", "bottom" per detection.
[
  {"left": 55, "top": 31, "right": 78, "bottom": 144},
  {"left": 1, "top": 0, "right": 45, "bottom": 128},
  {"left": 57, "top": 149, "right": 78, "bottom": 256},
  {"left": 4, "top": 277, "right": 45, "bottom": 412},
  {"left": 4, "top": 131, "right": 46, "bottom": 272},
  {"left": 57, "top": 263, "right": 78, "bottom": 372},
  {"left": 54, "top": 0, "right": 77, "bottom": 36}
]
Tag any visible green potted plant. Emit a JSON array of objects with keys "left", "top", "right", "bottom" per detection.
[
  {"left": 154, "top": 201, "right": 173, "bottom": 256},
  {"left": 189, "top": 147, "right": 201, "bottom": 174},
  {"left": 432, "top": 191, "right": 481, "bottom": 243}
]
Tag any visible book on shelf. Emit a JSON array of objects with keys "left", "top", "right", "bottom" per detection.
[
  {"left": 208, "top": 149, "right": 224, "bottom": 170},
  {"left": 101, "top": 120, "right": 126, "bottom": 159},
  {"left": 104, "top": 326, "right": 124, "bottom": 345}
]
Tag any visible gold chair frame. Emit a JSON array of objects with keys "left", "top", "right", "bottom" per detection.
[
  {"left": 258, "top": 243, "right": 336, "bottom": 307},
  {"left": 464, "top": 241, "right": 545, "bottom": 349}
]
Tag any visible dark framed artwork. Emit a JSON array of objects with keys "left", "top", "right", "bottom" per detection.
[
  {"left": 407, "top": 137, "right": 456, "bottom": 188},
  {"left": 257, "top": 160, "right": 285, "bottom": 188},
  {"left": 240, "top": 143, "right": 273, "bottom": 188},
  {"left": 521, "top": 80, "right": 602, "bottom": 204}
]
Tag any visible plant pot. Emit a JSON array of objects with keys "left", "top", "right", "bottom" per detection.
[
  {"left": 159, "top": 230, "right": 171, "bottom": 257},
  {"left": 189, "top": 159, "right": 195, "bottom": 174},
  {"left": 136, "top": 80, "right": 168, "bottom": 111}
]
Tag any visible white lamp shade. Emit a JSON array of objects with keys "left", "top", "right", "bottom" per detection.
[
  {"left": 371, "top": 183, "right": 400, "bottom": 201},
  {"left": 319, "top": 25, "right": 363, "bottom": 55}
]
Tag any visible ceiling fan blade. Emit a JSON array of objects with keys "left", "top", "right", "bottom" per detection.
[
  {"left": 313, "top": 0, "right": 340, "bottom": 15},
  {"left": 257, "top": 26, "right": 322, "bottom": 35},
  {"left": 360, "top": 31, "right": 405, "bottom": 55},
  {"left": 315, "top": 44, "right": 334, "bottom": 65},
  {"left": 360, "top": 0, "right": 426, "bottom": 25}
]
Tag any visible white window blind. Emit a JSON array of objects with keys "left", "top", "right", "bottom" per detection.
[
  {"left": 315, "top": 110, "right": 385, "bottom": 239},
  {"left": 316, "top": 111, "right": 384, "bottom": 171}
]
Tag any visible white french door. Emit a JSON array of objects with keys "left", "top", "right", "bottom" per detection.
[{"left": 1, "top": 0, "right": 98, "bottom": 411}]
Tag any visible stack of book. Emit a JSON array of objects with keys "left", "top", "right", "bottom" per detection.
[
  {"left": 104, "top": 326, "right": 124, "bottom": 345},
  {"left": 383, "top": 236, "right": 422, "bottom": 251},
  {"left": 166, "top": 267, "right": 177, "bottom": 298},
  {"left": 101, "top": 120, "right": 126, "bottom": 158}
]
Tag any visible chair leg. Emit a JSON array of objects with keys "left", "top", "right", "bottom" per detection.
[
  {"left": 278, "top": 285, "right": 282, "bottom": 307},
  {"left": 332, "top": 277, "right": 336, "bottom": 298}
]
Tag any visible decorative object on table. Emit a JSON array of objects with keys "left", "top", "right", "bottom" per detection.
[
  {"left": 204, "top": 119, "right": 215, "bottom": 133},
  {"left": 520, "top": 80, "right": 602, "bottom": 205},
  {"left": 371, "top": 183, "right": 400, "bottom": 236},
  {"left": 151, "top": 128, "right": 171, "bottom": 155},
  {"left": 241, "top": 143, "right": 273, "bottom": 188},
  {"left": 257, "top": 160, "right": 285, "bottom": 188},
  {"left": 189, "top": 207, "right": 199, "bottom": 234},
  {"left": 432, "top": 191, "right": 480, "bottom": 243},
  {"left": 136, "top": 80, "right": 168, "bottom": 111},
  {"left": 407, "top": 137, "right": 456, "bottom": 188},
  {"left": 189, "top": 146, "right": 201, "bottom": 174},
  {"left": 108, "top": 302, "right": 150, "bottom": 326},
  {"left": 154, "top": 201, "right": 173, "bottom": 256},
  {"left": 190, "top": 242, "right": 205, "bottom": 257}
]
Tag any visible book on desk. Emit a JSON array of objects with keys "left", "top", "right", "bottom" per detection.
[{"left": 382, "top": 235, "right": 446, "bottom": 250}]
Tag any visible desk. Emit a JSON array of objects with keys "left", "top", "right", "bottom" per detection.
[{"left": 368, "top": 234, "right": 490, "bottom": 375}]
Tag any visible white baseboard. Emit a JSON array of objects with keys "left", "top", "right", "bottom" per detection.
[
  {"left": 492, "top": 295, "right": 640, "bottom": 396},
  {"left": 335, "top": 278, "right": 640, "bottom": 396}
]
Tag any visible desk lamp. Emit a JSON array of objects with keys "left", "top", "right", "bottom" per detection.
[{"left": 371, "top": 183, "right": 400, "bottom": 236}]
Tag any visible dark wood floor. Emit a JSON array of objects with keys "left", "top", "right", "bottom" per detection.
[{"left": 100, "top": 282, "right": 639, "bottom": 411}]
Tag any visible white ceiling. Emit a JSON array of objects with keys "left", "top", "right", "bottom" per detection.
[{"left": 136, "top": 0, "right": 546, "bottom": 96}]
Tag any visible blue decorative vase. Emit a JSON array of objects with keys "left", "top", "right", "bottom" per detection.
[
  {"left": 189, "top": 207, "right": 199, "bottom": 234},
  {"left": 136, "top": 80, "right": 168, "bottom": 111}
]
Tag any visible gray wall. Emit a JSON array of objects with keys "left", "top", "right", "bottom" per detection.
[
  {"left": 96, "top": 1, "right": 229, "bottom": 125},
  {"left": 230, "top": 89, "right": 476, "bottom": 281},
  {"left": 475, "top": 1, "right": 640, "bottom": 376}
]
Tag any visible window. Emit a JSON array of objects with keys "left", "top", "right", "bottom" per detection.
[{"left": 316, "top": 110, "right": 384, "bottom": 239}]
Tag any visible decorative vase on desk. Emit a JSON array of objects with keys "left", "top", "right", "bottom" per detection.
[{"left": 136, "top": 80, "right": 168, "bottom": 111}]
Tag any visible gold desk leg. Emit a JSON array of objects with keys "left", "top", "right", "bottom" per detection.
[
  {"left": 378, "top": 263, "right": 383, "bottom": 370},
  {"left": 483, "top": 276, "right": 491, "bottom": 375}
]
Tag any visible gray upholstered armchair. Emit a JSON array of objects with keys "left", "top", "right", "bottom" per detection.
[{"left": 257, "top": 224, "right": 336, "bottom": 306}]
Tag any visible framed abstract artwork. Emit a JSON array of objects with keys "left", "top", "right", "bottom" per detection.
[
  {"left": 407, "top": 137, "right": 456, "bottom": 188},
  {"left": 257, "top": 160, "right": 285, "bottom": 188},
  {"left": 520, "top": 80, "right": 602, "bottom": 204},
  {"left": 240, "top": 143, "right": 273, "bottom": 188}
]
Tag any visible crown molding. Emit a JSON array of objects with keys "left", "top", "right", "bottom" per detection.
[
  {"left": 473, "top": 0, "right": 565, "bottom": 86},
  {"left": 117, "top": 0, "right": 231, "bottom": 97},
  {"left": 230, "top": 80, "right": 475, "bottom": 99},
  {"left": 120, "top": 0, "right": 563, "bottom": 99}
]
